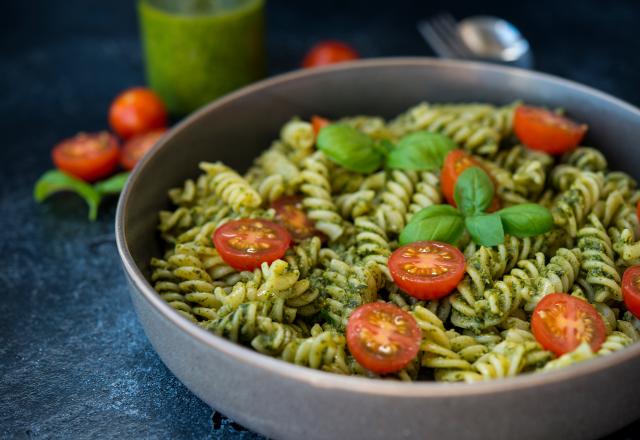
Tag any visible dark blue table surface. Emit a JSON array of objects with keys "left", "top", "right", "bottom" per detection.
[{"left": 2, "top": 0, "right": 639, "bottom": 438}]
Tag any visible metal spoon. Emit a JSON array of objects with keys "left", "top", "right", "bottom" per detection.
[{"left": 419, "top": 14, "right": 533, "bottom": 68}]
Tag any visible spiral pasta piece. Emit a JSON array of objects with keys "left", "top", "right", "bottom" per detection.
[
  {"left": 523, "top": 248, "right": 582, "bottom": 311},
  {"left": 373, "top": 170, "right": 418, "bottom": 235},
  {"left": 199, "top": 161, "right": 262, "bottom": 211},
  {"left": 335, "top": 190, "right": 376, "bottom": 219},
  {"left": 551, "top": 171, "right": 603, "bottom": 238},
  {"left": 300, "top": 152, "right": 345, "bottom": 240},
  {"left": 406, "top": 171, "right": 441, "bottom": 221},
  {"left": 281, "top": 325, "right": 350, "bottom": 373},
  {"left": 577, "top": 214, "right": 622, "bottom": 302}
]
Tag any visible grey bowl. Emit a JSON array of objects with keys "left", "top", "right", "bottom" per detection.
[{"left": 115, "top": 58, "right": 640, "bottom": 440}]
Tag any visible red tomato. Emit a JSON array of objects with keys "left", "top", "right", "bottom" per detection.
[
  {"left": 388, "top": 241, "right": 466, "bottom": 300},
  {"left": 531, "top": 293, "right": 606, "bottom": 356},
  {"left": 346, "top": 302, "right": 421, "bottom": 374},
  {"left": 514, "top": 105, "right": 587, "bottom": 155},
  {"left": 311, "top": 115, "right": 330, "bottom": 135},
  {"left": 52, "top": 132, "right": 120, "bottom": 182},
  {"left": 271, "top": 196, "right": 323, "bottom": 242},
  {"left": 636, "top": 200, "right": 640, "bottom": 224},
  {"left": 440, "top": 149, "right": 500, "bottom": 211},
  {"left": 213, "top": 219, "right": 291, "bottom": 271},
  {"left": 108, "top": 87, "right": 168, "bottom": 139},
  {"left": 302, "top": 41, "right": 359, "bottom": 68},
  {"left": 120, "top": 129, "right": 166, "bottom": 170},
  {"left": 622, "top": 266, "right": 640, "bottom": 319}
]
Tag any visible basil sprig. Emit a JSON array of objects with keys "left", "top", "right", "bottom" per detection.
[
  {"left": 316, "top": 124, "right": 456, "bottom": 174},
  {"left": 387, "top": 132, "right": 456, "bottom": 171},
  {"left": 34, "top": 170, "right": 130, "bottom": 221},
  {"left": 400, "top": 166, "right": 553, "bottom": 247}
]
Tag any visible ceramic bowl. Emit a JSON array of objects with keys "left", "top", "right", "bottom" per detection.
[{"left": 116, "top": 58, "right": 640, "bottom": 440}]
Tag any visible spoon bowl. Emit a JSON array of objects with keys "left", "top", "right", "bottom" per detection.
[{"left": 458, "top": 15, "right": 533, "bottom": 67}]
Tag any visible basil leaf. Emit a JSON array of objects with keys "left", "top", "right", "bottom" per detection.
[
  {"left": 465, "top": 213, "right": 504, "bottom": 247},
  {"left": 386, "top": 131, "right": 456, "bottom": 171},
  {"left": 94, "top": 172, "right": 131, "bottom": 196},
  {"left": 399, "top": 204, "right": 465, "bottom": 245},
  {"left": 34, "top": 170, "right": 102, "bottom": 221},
  {"left": 454, "top": 167, "right": 494, "bottom": 216},
  {"left": 497, "top": 203, "right": 554, "bottom": 237},
  {"left": 316, "top": 124, "right": 384, "bottom": 173}
]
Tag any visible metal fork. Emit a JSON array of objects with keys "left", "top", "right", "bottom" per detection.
[{"left": 418, "top": 13, "right": 475, "bottom": 59}]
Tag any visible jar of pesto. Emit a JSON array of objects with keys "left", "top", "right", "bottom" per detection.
[{"left": 138, "top": 0, "right": 266, "bottom": 115}]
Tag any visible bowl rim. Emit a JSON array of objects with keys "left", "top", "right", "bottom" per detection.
[{"left": 116, "top": 56, "right": 640, "bottom": 397}]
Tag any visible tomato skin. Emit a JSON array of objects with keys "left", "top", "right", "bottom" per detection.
[
  {"left": 213, "top": 219, "right": 291, "bottom": 271},
  {"left": 52, "top": 132, "right": 120, "bottom": 182},
  {"left": 302, "top": 41, "right": 359, "bottom": 68},
  {"left": 514, "top": 105, "right": 587, "bottom": 155},
  {"left": 346, "top": 302, "right": 421, "bottom": 374},
  {"left": 440, "top": 150, "right": 500, "bottom": 211},
  {"left": 271, "top": 196, "right": 323, "bottom": 242},
  {"left": 531, "top": 293, "right": 606, "bottom": 356},
  {"left": 388, "top": 241, "right": 466, "bottom": 300},
  {"left": 109, "top": 87, "right": 168, "bottom": 140},
  {"left": 636, "top": 200, "right": 640, "bottom": 224},
  {"left": 311, "top": 115, "right": 330, "bottom": 135},
  {"left": 622, "top": 266, "right": 640, "bottom": 319},
  {"left": 120, "top": 129, "right": 166, "bottom": 170}
]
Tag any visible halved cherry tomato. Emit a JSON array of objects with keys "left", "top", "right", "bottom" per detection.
[
  {"left": 120, "top": 129, "right": 166, "bottom": 170},
  {"left": 388, "top": 241, "right": 466, "bottom": 300},
  {"left": 311, "top": 115, "right": 330, "bottom": 135},
  {"left": 531, "top": 293, "right": 606, "bottom": 356},
  {"left": 622, "top": 266, "right": 640, "bottom": 319},
  {"left": 636, "top": 200, "right": 640, "bottom": 224},
  {"left": 346, "top": 302, "right": 421, "bottom": 374},
  {"left": 109, "top": 87, "right": 168, "bottom": 140},
  {"left": 52, "top": 132, "right": 120, "bottom": 182},
  {"left": 514, "top": 105, "right": 587, "bottom": 155},
  {"left": 213, "top": 219, "right": 291, "bottom": 271},
  {"left": 440, "top": 149, "right": 500, "bottom": 211},
  {"left": 302, "top": 41, "right": 359, "bottom": 68},
  {"left": 271, "top": 196, "right": 322, "bottom": 242}
]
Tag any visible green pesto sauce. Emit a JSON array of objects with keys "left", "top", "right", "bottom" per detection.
[{"left": 138, "top": 0, "right": 266, "bottom": 115}]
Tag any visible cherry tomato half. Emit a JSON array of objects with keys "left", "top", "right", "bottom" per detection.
[
  {"left": 302, "top": 41, "right": 359, "bottom": 68},
  {"left": 271, "top": 196, "right": 323, "bottom": 242},
  {"left": 622, "top": 266, "right": 640, "bottom": 319},
  {"left": 440, "top": 149, "right": 500, "bottom": 211},
  {"left": 213, "top": 219, "right": 291, "bottom": 271},
  {"left": 531, "top": 293, "right": 606, "bottom": 356},
  {"left": 120, "top": 129, "right": 166, "bottom": 170},
  {"left": 52, "top": 132, "right": 120, "bottom": 182},
  {"left": 311, "top": 115, "right": 330, "bottom": 135},
  {"left": 514, "top": 105, "right": 587, "bottom": 155},
  {"left": 346, "top": 302, "right": 421, "bottom": 374},
  {"left": 388, "top": 241, "right": 466, "bottom": 300},
  {"left": 636, "top": 200, "right": 640, "bottom": 224},
  {"left": 109, "top": 87, "right": 168, "bottom": 140}
]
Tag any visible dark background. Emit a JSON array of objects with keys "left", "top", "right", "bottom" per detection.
[{"left": 1, "top": 0, "right": 639, "bottom": 438}]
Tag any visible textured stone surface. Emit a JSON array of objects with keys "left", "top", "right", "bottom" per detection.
[{"left": 1, "top": 0, "right": 639, "bottom": 438}]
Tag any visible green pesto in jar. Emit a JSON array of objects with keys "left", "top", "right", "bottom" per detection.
[{"left": 138, "top": 0, "right": 266, "bottom": 115}]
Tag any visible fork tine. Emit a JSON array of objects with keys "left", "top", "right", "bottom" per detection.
[
  {"left": 430, "top": 13, "right": 474, "bottom": 59},
  {"left": 417, "top": 20, "right": 457, "bottom": 58}
]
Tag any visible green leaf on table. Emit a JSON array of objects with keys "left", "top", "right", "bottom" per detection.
[
  {"left": 497, "top": 203, "right": 554, "bottom": 238},
  {"left": 316, "top": 124, "right": 384, "bottom": 173},
  {"left": 454, "top": 166, "right": 494, "bottom": 216},
  {"left": 399, "top": 204, "right": 465, "bottom": 245},
  {"left": 465, "top": 213, "right": 505, "bottom": 247},
  {"left": 387, "top": 131, "right": 457, "bottom": 171},
  {"left": 94, "top": 172, "right": 131, "bottom": 196},
  {"left": 33, "top": 170, "right": 102, "bottom": 221}
]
